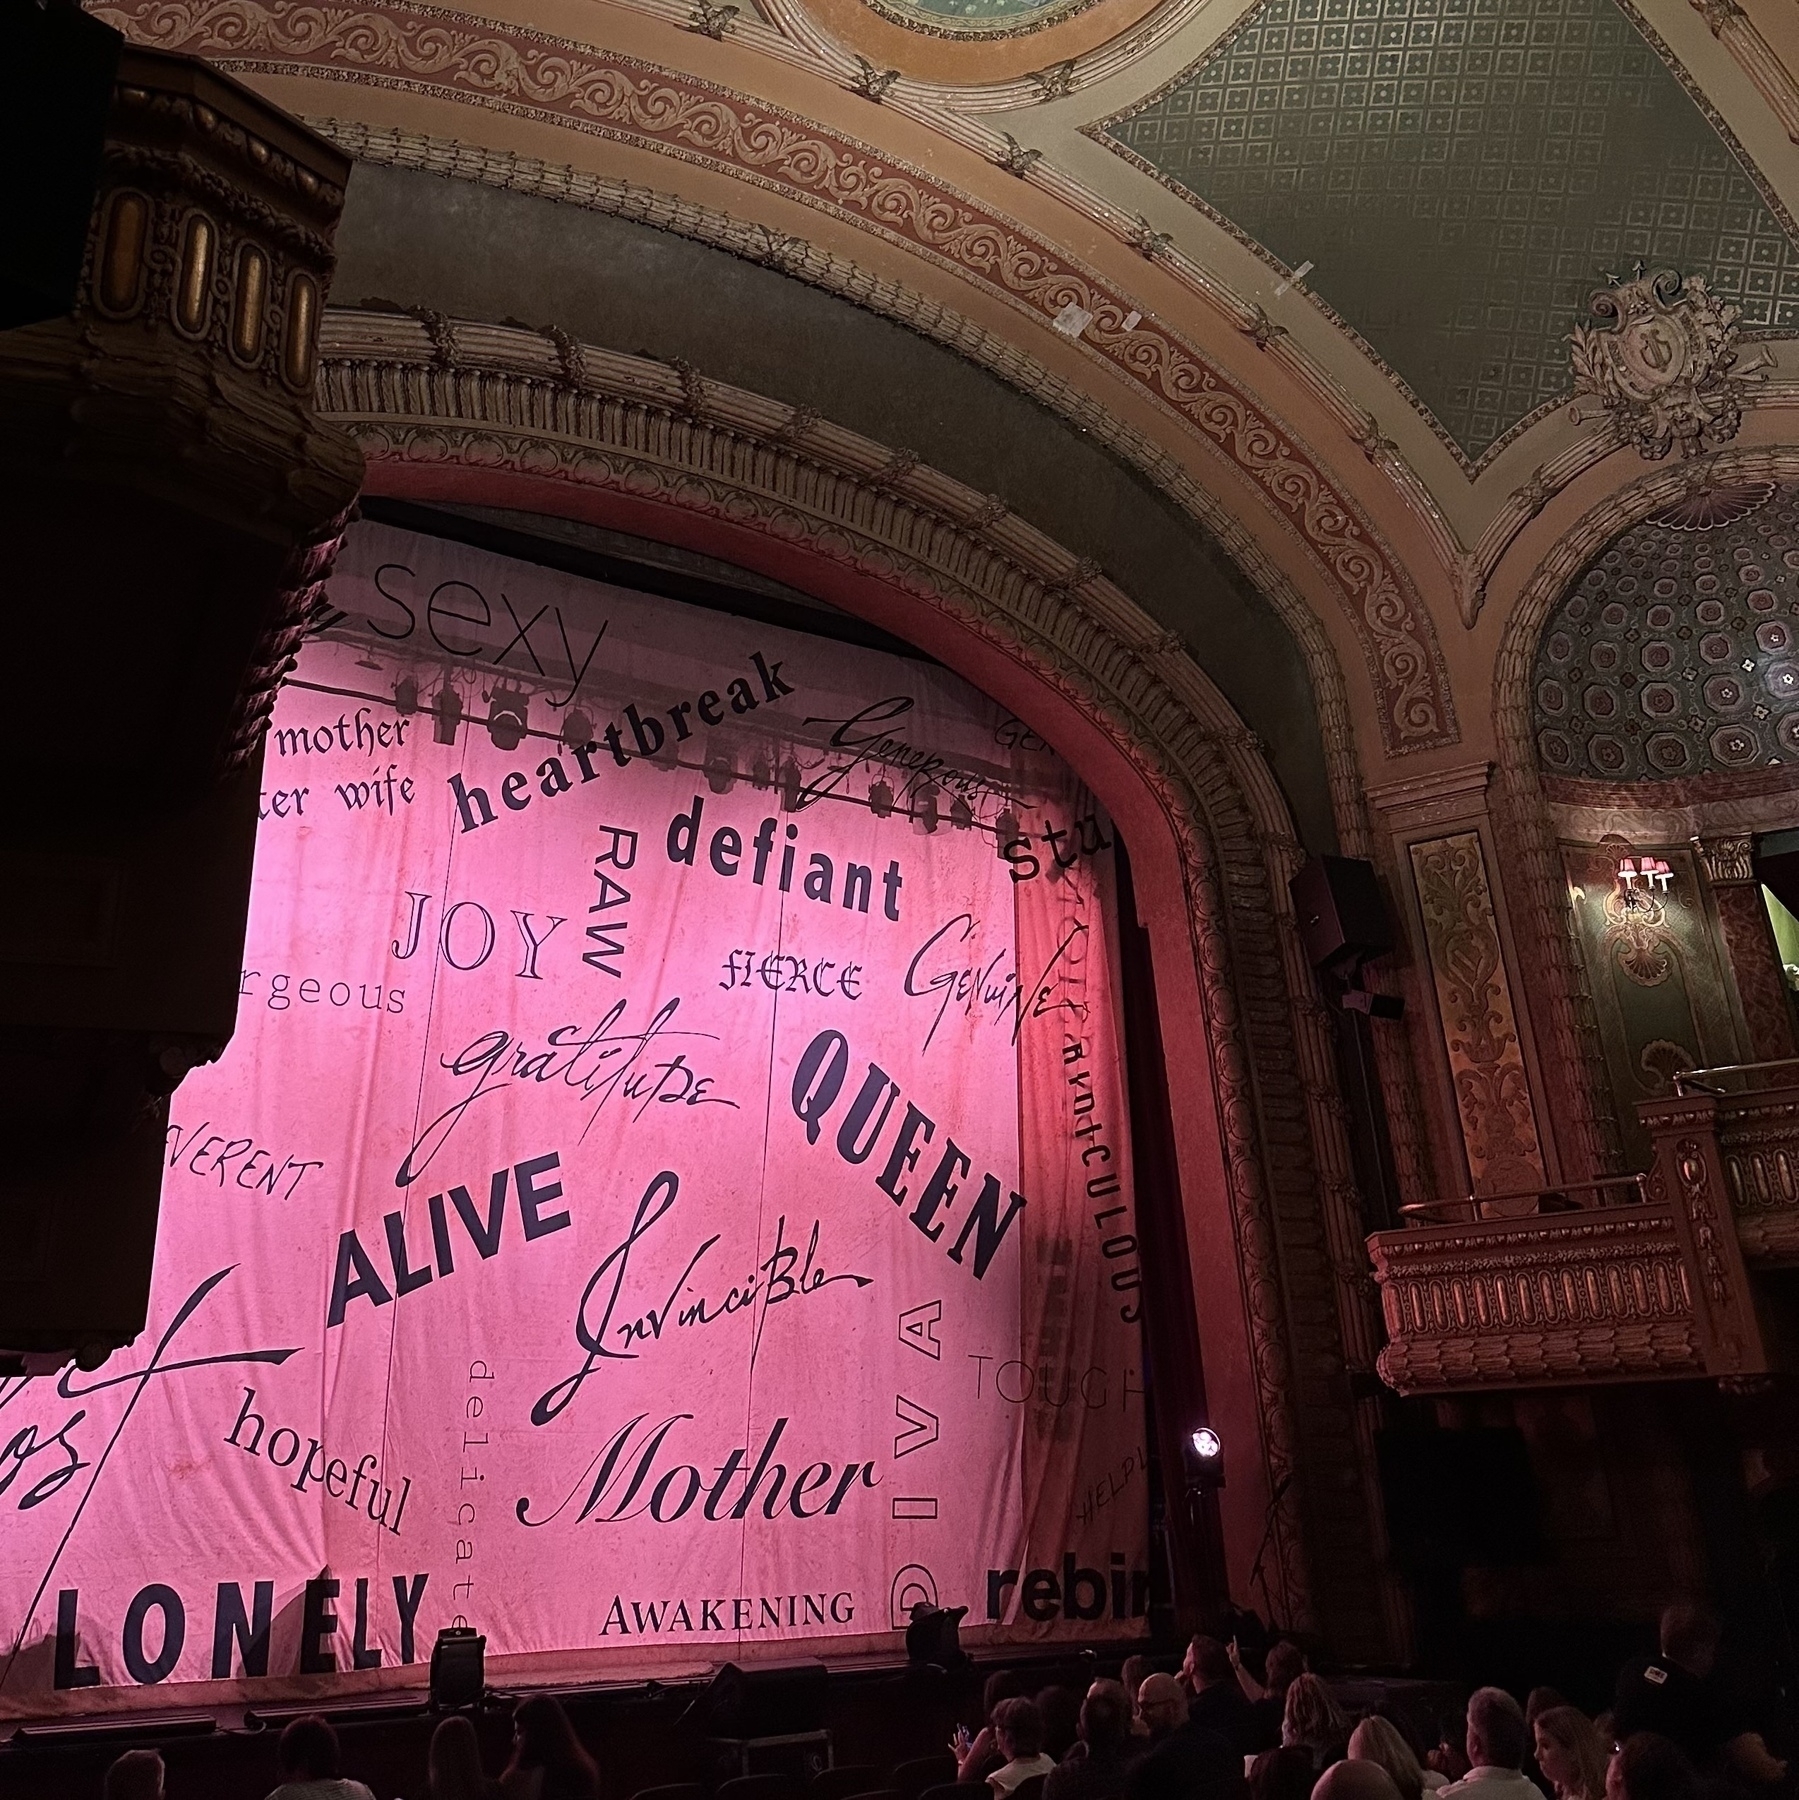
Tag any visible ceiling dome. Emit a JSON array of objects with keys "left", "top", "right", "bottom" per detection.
[{"left": 1533, "top": 479, "right": 1799, "bottom": 791}]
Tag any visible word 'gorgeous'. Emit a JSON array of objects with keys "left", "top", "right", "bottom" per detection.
[{"left": 790, "top": 1030, "right": 1024, "bottom": 1281}]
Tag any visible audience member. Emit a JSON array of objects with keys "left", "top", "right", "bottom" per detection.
[
  {"left": 1531, "top": 1707, "right": 1608, "bottom": 1800},
  {"left": 1138, "top": 1676, "right": 1189, "bottom": 1744},
  {"left": 105, "top": 1749, "right": 165, "bottom": 1800},
  {"left": 1132, "top": 1675, "right": 1243, "bottom": 1800},
  {"left": 431, "top": 1714, "right": 502, "bottom": 1800},
  {"left": 1348, "top": 1716, "right": 1427, "bottom": 1800},
  {"left": 988, "top": 1697, "right": 1059, "bottom": 1797},
  {"left": 1432, "top": 1689, "right": 1537, "bottom": 1800},
  {"left": 500, "top": 1695, "right": 600, "bottom": 1800},
  {"left": 1526, "top": 1693, "right": 1569, "bottom": 1730},
  {"left": 1120, "top": 1660, "right": 1154, "bottom": 1737},
  {"left": 267, "top": 1715, "right": 377, "bottom": 1800},
  {"left": 959, "top": 1671, "right": 1036, "bottom": 1782},
  {"left": 1234, "top": 1644, "right": 1306, "bottom": 1753},
  {"left": 1038, "top": 1687, "right": 1084, "bottom": 1762},
  {"left": 1281, "top": 1676, "right": 1350, "bottom": 1775},
  {"left": 1606, "top": 1737, "right": 1696, "bottom": 1800},
  {"left": 1185, "top": 1637, "right": 1258, "bottom": 1754},
  {"left": 1314, "top": 1764, "right": 1403, "bottom": 1800},
  {"left": 1047, "top": 1683, "right": 1138, "bottom": 1800},
  {"left": 1613, "top": 1605, "right": 1786, "bottom": 1786},
  {"left": 1250, "top": 1747, "right": 1317, "bottom": 1800}
]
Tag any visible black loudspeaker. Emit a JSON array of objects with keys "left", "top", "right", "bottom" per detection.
[
  {"left": 0, "top": 0, "right": 123, "bottom": 330},
  {"left": 1289, "top": 855, "right": 1394, "bottom": 973},
  {"left": 682, "top": 1660, "right": 830, "bottom": 1737},
  {"left": 429, "top": 1627, "right": 485, "bottom": 1708},
  {"left": 1376, "top": 1428, "right": 1544, "bottom": 1573}
]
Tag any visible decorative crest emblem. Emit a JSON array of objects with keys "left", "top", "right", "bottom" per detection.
[{"left": 1569, "top": 267, "right": 1768, "bottom": 460}]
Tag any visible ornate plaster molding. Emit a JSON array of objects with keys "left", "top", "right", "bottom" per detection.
[
  {"left": 91, "top": 0, "right": 1458, "bottom": 759},
  {"left": 1570, "top": 269, "right": 1771, "bottom": 462},
  {"left": 753, "top": 0, "right": 1210, "bottom": 110},
  {"left": 316, "top": 306, "right": 1413, "bottom": 1649},
  {"left": 1369, "top": 1209, "right": 1702, "bottom": 1393},
  {"left": 1088, "top": 0, "right": 1799, "bottom": 488},
  {"left": 312, "top": 119, "right": 1401, "bottom": 851},
  {"left": 1492, "top": 445, "right": 1799, "bottom": 1187},
  {"left": 1687, "top": 0, "right": 1799, "bottom": 144}
]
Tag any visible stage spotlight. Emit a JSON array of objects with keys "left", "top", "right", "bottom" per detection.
[
  {"left": 950, "top": 796, "right": 973, "bottom": 831},
  {"left": 751, "top": 752, "right": 773, "bottom": 790},
  {"left": 868, "top": 780, "right": 895, "bottom": 817},
  {"left": 429, "top": 1626, "right": 485, "bottom": 1711},
  {"left": 432, "top": 684, "right": 462, "bottom": 745},
  {"left": 486, "top": 687, "right": 529, "bottom": 751},
  {"left": 393, "top": 676, "right": 419, "bottom": 715},
  {"left": 1182, "top": 1425, "right": 1225, "bottom": 1490},
  {"left": 561, "top": 707, "right": 593, "bottom": 750},
  {"left": 995, "top": 809, "right": 1020, "bottom": 856},
  {"left": 914, "top": 783, "right": 940, "bottom": 833},
  {"left": 780, "top": 760, "right": 804, "bottom": 811},
  {"left": 706, "top": 751, "right": 736, "bottom": 794}
]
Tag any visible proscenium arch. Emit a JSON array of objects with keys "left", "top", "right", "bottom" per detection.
[
  {"left": 1493, "top": 444, "right": 1799, "bottom": 1186},
  {"left": 319, "top": 310, "right": 1398, "bottom": 1655}
]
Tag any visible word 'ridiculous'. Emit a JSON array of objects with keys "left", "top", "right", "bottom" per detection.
[{"left": 791, "top": 1030, "right": 1024, "bottom": 1280}]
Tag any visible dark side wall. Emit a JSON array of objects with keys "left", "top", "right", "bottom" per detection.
[{"left": 329, "top": 161, "right": 1340, "bottom": 853}]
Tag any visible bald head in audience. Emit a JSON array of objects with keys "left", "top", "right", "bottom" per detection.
[
  {"left": 1314, "top": 1760, "right": 1403, "bottom": 1800},
  {"left": 1138, "top": 1674, "right": 1189, "bottom": 1739}
]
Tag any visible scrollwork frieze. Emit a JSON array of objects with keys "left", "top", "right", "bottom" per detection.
[{"left": 92, "top": 0, "right": 1457, "bottom": 758}]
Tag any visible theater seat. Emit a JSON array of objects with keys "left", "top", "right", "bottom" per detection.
[
  {"left": 893, "top": 1756, "right": 958, "bottom": 1800},
  {"left": 810, "top": 1768, "right": 885, "bottom": 1800},
  {"left": 1010, "top": 1779, "right": 1048, "bottom": 1800},
  {"left": 917, "top": 1780, "right": 972, "bottom": 1800},
  {"left": 633, "top": 1783, "right": 707, "bottom": 1800},
  {"left": 719, "top": 1773, "right": 802, "bottom": 1800}
]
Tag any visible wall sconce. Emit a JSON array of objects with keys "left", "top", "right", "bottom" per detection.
[{"left": 1616, "top": 856, "right": 1673, "bottom": 905}]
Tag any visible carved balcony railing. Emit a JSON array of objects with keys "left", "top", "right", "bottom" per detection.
[
  {"left": 1369, "top": 1063, "right": 1797, "bottom": 1394},
  {"left": 1660, "top": 1060, "right": 1799, "bottom": 1266},
  {"left": 1367, "top": 1179, "right": 1707, "bottom": 1394}
]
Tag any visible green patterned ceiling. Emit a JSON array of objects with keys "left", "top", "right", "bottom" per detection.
[{"left": 1098, "top": 0, "right": 1799, "bottom": 465}]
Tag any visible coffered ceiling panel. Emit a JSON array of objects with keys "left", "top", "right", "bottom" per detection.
[{"left": 1096, "top": 0, "right": 1799, "bottom": 467}]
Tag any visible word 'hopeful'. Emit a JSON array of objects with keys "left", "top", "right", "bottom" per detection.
[{"left": 790, "top": 1030, "right": 1024, "bottom": 1280}]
